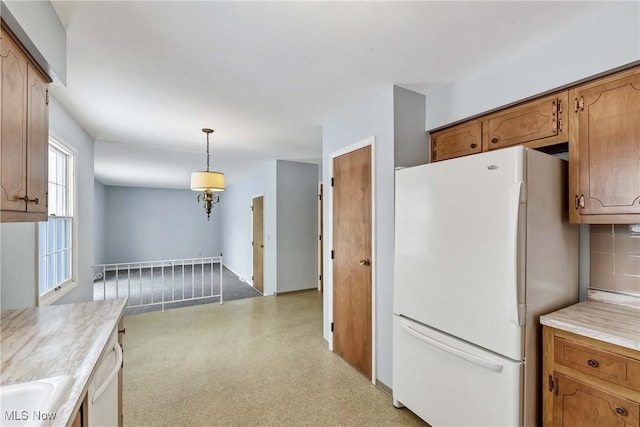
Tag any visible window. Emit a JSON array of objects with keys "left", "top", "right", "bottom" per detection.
[{"left": 38, "top": 139, "right": 75, "bottom": 304}]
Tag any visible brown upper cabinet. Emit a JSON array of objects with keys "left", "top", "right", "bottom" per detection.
[
  {"left": 1, "top": 22, "right": 49, "bottom": 223},
  {"left": 430, "top": 120, "right": 482, "bottom": 162},
  {"left": 431, "top": 91, "right": 568, "bottom": 162},
  {"left": 485, "top": 92, "right": 568, "bottom": 151},
  {"left": 568, "top": 67, "right": 640, "bottom": 224}
]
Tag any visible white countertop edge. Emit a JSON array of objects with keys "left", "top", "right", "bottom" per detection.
[
  {"left": 540, "top": 315, "right": 640, "bottom": 352},
  {"left": 58, "top": 299, "right": 127, "bottom": 427}
]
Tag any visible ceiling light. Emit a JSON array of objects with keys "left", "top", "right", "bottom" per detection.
[{"left": 191, "top": 128, "right": 224, "bottom": 220}]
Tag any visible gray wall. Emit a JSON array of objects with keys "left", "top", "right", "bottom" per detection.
[
  {"left": 1, "top": 0, "right": 67, "bottom": 84},
  {"left": 322, "top": 85, "right": 395, "bottom": 387},
  {"left": 276, "top": 160, "right": 319, "bottom": 293},
  {"left": 219, "top": 160, "right": 318, "bottom": 295},
  {"left": 220, "top": 161, "right": 278, "bottom": 295},
  {"left": 393, "top": 86, "right": 429, "bottom": 168},
  {"left": 103, "top": 186, "right": 222, "bottom": 264},
  {"left": 1, "top": 97, "right": 95, "bottom": 308},
  {"left": 94, "top": 180, "right": 107, "bottom": 265},
  {"left": 425, "top": 2, "right": 640, "bottom": 130}
]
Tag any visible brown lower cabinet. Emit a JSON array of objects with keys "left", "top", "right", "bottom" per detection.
[
  {"left": 70, "top": 393, "right": 88, "bottom": 427},
  {"left": 543, "top": 327, "right": 640, "bottom": 427},
  {"left": 553, "top": 373, "right": 639, "bottom": 426}
]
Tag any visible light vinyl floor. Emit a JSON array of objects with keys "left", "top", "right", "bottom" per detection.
[{"left": 123, "top": 289, "right": 426, "bottom": 426}]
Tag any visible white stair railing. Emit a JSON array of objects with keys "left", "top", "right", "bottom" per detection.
[{"left": 93, "top": 256, "right": 223, "bottom": 311}]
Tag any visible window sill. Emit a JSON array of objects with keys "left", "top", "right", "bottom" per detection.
[{"left": 39, "top": 281, "right": 78, "bottom": 306}]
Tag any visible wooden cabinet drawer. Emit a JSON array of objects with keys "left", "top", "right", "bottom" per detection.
[
  {"left": 553, "top": 372, "right": 640, "bottom": 427},
  {"left": 554, "top": 336, "right": 640, "bottom": 392},
  {"left": 430, "top": 120, "right": 482, "bottom": 162}
]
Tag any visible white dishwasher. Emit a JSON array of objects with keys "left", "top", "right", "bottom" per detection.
[{"left": 88, "top": 328, "right": 122, "bottom": 426}]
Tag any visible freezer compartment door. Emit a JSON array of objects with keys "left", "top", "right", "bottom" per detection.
[
  {"left": 394, "top": 146, "right": 527, "bottom": 360},
  {"left": 393, "top": 316, "right": 523, "bottom": 427}
]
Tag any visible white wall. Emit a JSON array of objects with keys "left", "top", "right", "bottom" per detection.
[
  {"left": 322, "top": 86, "right": 395, "bottom": 386},
  {"left": 425, "top": 2, "right": 640, "bottom": 130},
  {"left": 1, "top": 97, "right": 95, "bottom": 308},
  {"left": 94, "top": 180, "right": 107, "bottom": 265},
  {"left": 276, "top": 160, "right": 319, "bottom": 293},
  {"left": 102, "top": 186, "right": 222, "bottom": 264},
  {"left": 0, "top": 223, "right": 38, "bottom": 308},
  {"left": 1, "top": 0, "right": 66, "bottom": 84},
  {"left": 220, "top": 161, "right": 278, "bottom": 295}
]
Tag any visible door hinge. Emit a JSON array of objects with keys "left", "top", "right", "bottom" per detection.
[
  {"left": 575, "top": 194, "right": 585, "bottom": 209},
  {"left": 252, "top": 241, "right": 254, "bottom": 246},
  {"left": 45, "top": 89, "right": 49, "bottom": 105},
  {"left": 318, "top": 194, "right": 322, "bottom": 201},
  {"left": 574, "top": 96, "right": 584, "bottom": 112},
  {"left": 331, "top": 177, "right": 335, "bottom": 187},
  {"left": 252, "top": 275, "right": 254, "bottom": 281},
  {"left": 331, "top": 250, "right": 334, "bottom": 259},
  {"left": 557, "top": 99, "right": 563, "bottom": 114},
  {"left": 548, "top": 375, "right": 559, "bottom": 396},
  {"left": 319, "top": 274, "right": 322, "bottom": 281},
  {"left": 552, "top": 119, "right": 557, "bottom": 133},
  {"left": 319, "top": 234, "right": 322, "bottom": 241},
  {"left": 558, "top": 118, "right": 563, "bottom": 132},
  {"left": 331, "top": 322, "right": 334, "bottom": 332},
  {"left": 251, "top": 205, "right": 254, "bottom": 211}
]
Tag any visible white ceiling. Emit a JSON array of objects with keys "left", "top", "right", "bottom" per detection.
[{"left": 50, "top": 1, "right": 610, "bottom": 189}]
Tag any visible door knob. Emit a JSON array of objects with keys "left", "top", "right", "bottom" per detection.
[{"left": 359, "top": 258, "right": 370, "bottom": 266}]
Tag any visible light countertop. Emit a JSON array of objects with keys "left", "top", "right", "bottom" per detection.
[
  {"left": 1, "top": 298, "right": 127, "bottom": 427},
  {"left": 540, "top": 297, "right": 640, "bottom": 352}
]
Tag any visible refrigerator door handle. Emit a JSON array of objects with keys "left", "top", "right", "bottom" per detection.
[
  {"left": 508, "top": 181, "right": 525, "bottom": 327},
  {"left": 402, "top": 322, "right": 504, "bottom": 373}
]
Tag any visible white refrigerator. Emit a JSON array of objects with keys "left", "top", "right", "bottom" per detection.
[{"left": 393, "top": 146, "right": 579, "bottom": 427}]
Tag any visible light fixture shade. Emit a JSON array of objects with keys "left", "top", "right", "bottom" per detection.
[{"left": 190, "top": 171, "right": 225, "bottom": 192}]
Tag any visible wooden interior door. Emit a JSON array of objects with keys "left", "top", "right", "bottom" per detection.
[
  {"left": 332, "top": 145, "right": 372, "bottom": 379},
  {"left": 252, "top": 196, "right": 264, "bottom": 294}
]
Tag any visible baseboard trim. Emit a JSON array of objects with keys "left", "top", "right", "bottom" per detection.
[
  {"left": 274, "top": 287, "right": 317, "bottom": 296},
  {"left": 376, "top": 379, "right": 392, "bottom": 397}
]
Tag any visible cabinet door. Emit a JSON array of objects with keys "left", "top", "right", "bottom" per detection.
[
  {"left": 431, "top": 120, "right": 482, "bottom": 162},
  {"left": 569, "top": 68, "right": 640, "bottom": 223},
  {"left": 0, "top": 27, "right": 28, "bottom": 212},
  {"left": 553, "top": 373, "right": 639, "bottom": 427},
  {"left": 485, "top": 92, "right": 568, "bottom": 151},
  {"left": 26, "top": 63, "right": 48, "bottom": 214}
]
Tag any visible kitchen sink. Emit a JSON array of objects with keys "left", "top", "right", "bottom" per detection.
[{"left": 0, "top": 375, "right": 73, "bottom": 426}]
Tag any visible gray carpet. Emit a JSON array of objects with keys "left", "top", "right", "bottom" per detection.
[{"left": 93, "top": 264, "right": 261, "bottom": 314}]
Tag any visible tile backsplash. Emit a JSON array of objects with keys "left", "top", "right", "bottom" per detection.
[{"left": 590, "top": 224, "right": 640, "bottom": 295}]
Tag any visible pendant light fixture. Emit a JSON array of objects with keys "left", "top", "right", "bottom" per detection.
[{"left": 191, "top": 128, "right": 225, "bottom": 220}]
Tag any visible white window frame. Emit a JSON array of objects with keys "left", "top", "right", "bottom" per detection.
[{"left": 38, "top": 137, "right": 78, "bottom": 306}]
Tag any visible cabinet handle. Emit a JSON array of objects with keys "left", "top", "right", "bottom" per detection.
[
  {"left": 19, "top": 195, "right": 39, "bottom": 205},
  {"left": 470, "top": 143, "right": 478, "bottom": 149},
  {"left": 491, "top": 137, "right": 499, "bottom": 144},
  {"left": 615, "top": 407, "right": 628, "bottom": 417},
  {"left": 587, "top": 359, "right": 599, "bottom": 368}
]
